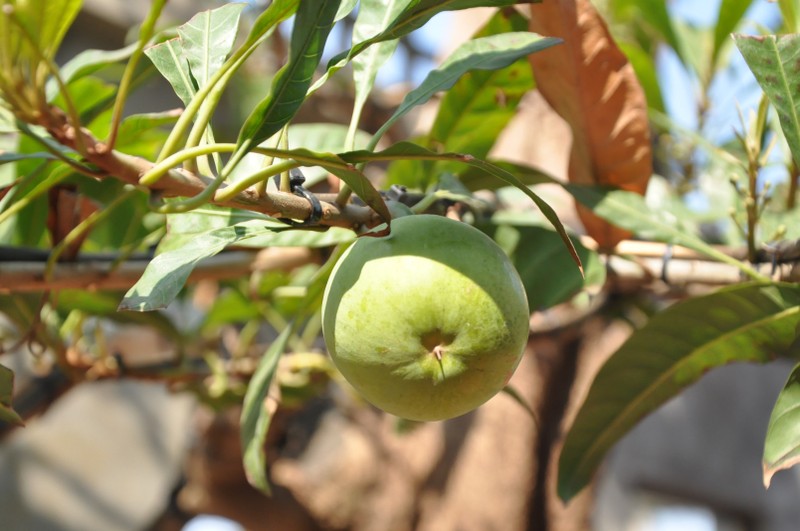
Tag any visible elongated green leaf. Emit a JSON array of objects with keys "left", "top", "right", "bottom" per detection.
[
  {"left": 326, "top": 0, "right": 536, "bottom": 75},
  {"left": 178, "top": 3, "right": 245, "bottom": 88},
  {"left": 713, "top": 0, "right": 753, "bottom": 66},
  {"left": 335, "top": 0, "right": 358, "bottom": 21},
  {"left": 779, "top": 0, "right": 800, "bottom": 33},
  {"left": 46, "top": 41, "right": 140, "bottom": 100},
  {"left": 735, "top": 34, "right": 800, "bottom": 168},
  {"left": 431, "top": 10, "right": 531, "bottom": 147},
  {"left": 0, "top": 363, "right": 23, "bottom": 426},
  {"left": 387, "top": 8, "right": 534, "bottom": 188},
  {"left": 341, "top": 142, "right": 583, "bottom": 273},
  {"left": 487, "top": 220, "right": 604, "bottom": 311},
  {"left": 559, "top": 283, "right": 800, "bottom": 501},
  {"left": 120, "top": 220, "right": 354, "bottom": 311},
  {"left": 241, "top": 325, "right": 293, "bottom": 494},
  {"left": 564, "top": 184, "right": 765, "bottom": 279},
  {"left": 764, "top": 362, "right": 800, "bottom": 487},
  {"left": 609, "top": 0, "right": 687, "bottom": 63},
  {"left": 145, "top": 39, "right": 196, "bottom": 104},
  {"left": 348, "top": 0, "right": 411, "bottom": 148},
  {"left": 236, "top": 0, "right": 339, "bottom": 154},
  {"left": 373, "top": 32, "right": 561, "bottom": 141},
  {"left": 10, "top": 0, "right": 82, "bottom": 59}
]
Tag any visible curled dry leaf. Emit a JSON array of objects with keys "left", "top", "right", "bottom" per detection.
[{"left": 529, "top": 0, "right": 652, "bottom": 249}]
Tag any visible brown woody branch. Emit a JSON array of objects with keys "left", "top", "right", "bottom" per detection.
[
  {"left": 37, "top": 106, "right": 382, "bottom": 229},
  {"left": 3, "top": 239, "right": 799, "bottom": 295}
]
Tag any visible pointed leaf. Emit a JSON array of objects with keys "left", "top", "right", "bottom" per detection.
[
  {"left": 558, "top": 283, "right": 800, "bottom": 501},
  {"left": 120, "top": 220, "right": 353, "bottom": 311},
  {"left": 47, "top": 41, "right": 140, "bottom": 100},
  {"left": 240, "top": 325, "right": 293, "bottom": 494},
  {"left": 341, "top": 142, "right": 583, "bottom": 273},
  {"left": 9, "top": 0, "right": 82, "bottom": 59},
  {"left": 178, "top": 3, "right": 245, "bottom": 88},
  {"left": 0, "top": 363, "right": 23, "bottom": 426},
  {"left": 734, "top": 34, "right": 800, "bottom": 168},
  {"left": 430, "top": 10, "right": 533, "bottom": 158},
  {"left": 529, "top": 0, "right": 653, "bottom": 248},
  {"left": 348, "top": 0, "right": 411, "bottom": 147},
  {"left": 145, "top": 39, "right": 196, "bottom": 104},
  {"left": 374, "top": 32, "right": 561, "bottom": 142},
  {"left": 764, "top": 362, "right": 800, "bottom": 487},
  {"left": 237, "top": 0, "right": 339, "bottom": 153},
  {"left": 564, "top": 184, "right": 764, "bottom": 279},
  {"left": 387, "top": 8, "right": 536, "bottom": 188},
  {"left": 317, "top": 0, "right": 539, "bottom": 90},
  {"left": 488, "top": 221, "right": 604, "bottom": 311}
]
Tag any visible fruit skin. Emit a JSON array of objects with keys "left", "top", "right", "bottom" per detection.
[{"left": 322, "top": 214, "right": 530, "bottom": 421}]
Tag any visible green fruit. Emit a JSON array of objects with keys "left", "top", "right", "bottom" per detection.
[{"left": 322, "top": 214, "right": 529, "bottom": 421}]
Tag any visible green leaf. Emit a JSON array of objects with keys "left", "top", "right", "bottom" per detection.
[
  {"left": 341, "top": 143, "right": 583, "bottom": 274},
  {"left": 487, "top": 221, "right": 605, "bottom": 311},
  {"left": 9, "top": 0, "right": 82, "bottom": 59},
  {"left": 373, "top": 32, "right": 562, "bottom": 141},
  {"left": 47, "top": 41, "right": 140, "bottom": 100},
  {"left": 778, "top": 0, "right": 800, "bottom": 33},
  {"left": 416, "top": 9, "right": 535, "bottom": 186},
  {"left": 236, "top": 0, "right": 339, "bottom": 154},
  {"left": 326, "top": 0, "right": 537, "bottom": 79},
  {"left": 735, "top": 34, "right": 800, "bottom": 168},
  {"left": 458, "top": 158, "right": 552, "bottom": 191},
  {"left": 335, "top": 0, "right": 358, "bottom": 21},
  {"left": 713, "top": 0, "right": 754, "bottom": 66},
  {"left": 563, "top": 184, "right": 765, "bottom": 280},
  {"left": 145, "top": 38, "right": 196, "bottom": 104},
  {"left": 347, "top": 0, "right": 411, "bottom": 148},
  {"left": 287, "top": 123, "right": 371, "bottom": 185},
  {"left": 610, "top": 0, "right": 688, "bottom": 64},
  {"left": 179, "top": 3, "right": 245, "bottom": 89},
  {"left": 120, "top": 220, "right": 354, "bottom": 311},
  {"left": 764, "top": 361, "right": 800, "bottom": 487},
  {"left": 558, "top": 283, "right": 800, "bottom": 501},
  {"left": 240, "top": 324, "right": 293, "bottom": 494},
  {"left": 0, "top": 363, "right": 23, "bottom": 426}
]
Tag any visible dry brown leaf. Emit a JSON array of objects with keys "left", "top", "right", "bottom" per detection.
[{"left": 528, "top": 0, "right": 652, "bottom": 249}]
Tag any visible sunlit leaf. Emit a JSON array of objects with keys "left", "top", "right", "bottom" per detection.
[
  {"left": 387, "top": 8, "right": 536, "bottom": 188},
  {"left": 564, "top": 184, "right": 763, "bottom": 279},
  {"left": 145, "top": 39, "right": 195, "bottom": 104},
  {"left": 178, "top": 3, "right": 245, "bottom": 89},
  {"left": 236, "top": 0, "right": 339, "bottom": 154},
  {"left": 764, "top": 362, "right": 800, "bottom": 487},
  {"left": 47, "top": 41, "right": 140, "bottom": 100},
  {"left": 342, "top": 143, "right": 583, "bottom": 273},
  {"left": 327, "top": 0, "right": 537, "bottom": 73},
  {"left": 120, "top": 220, "right": 353, "bottom": 311},
  {"left": 735, "top": 34, "right": 800, "bottom": 168},
  {"left": 559, "top": 283, "right": 800, "bottom": 501},
  {"left": 373, "top": 32, "right": 561, "bottom": 141},
  {"left": 348, "top": 0, "right": 411, "bottom": 148}
]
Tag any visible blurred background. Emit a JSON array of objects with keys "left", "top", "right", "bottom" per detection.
[{"left": 2, "top": 1, "right": 800, "bottom": 530}]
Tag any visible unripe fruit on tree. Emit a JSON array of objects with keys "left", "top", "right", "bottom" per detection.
[{"left": 322, "top": 214, "right": 529, "bottom": 421}]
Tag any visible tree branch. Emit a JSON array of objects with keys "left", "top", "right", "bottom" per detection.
[{"left": 36, "top": 106, "right": 382, "bottom": 229}]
